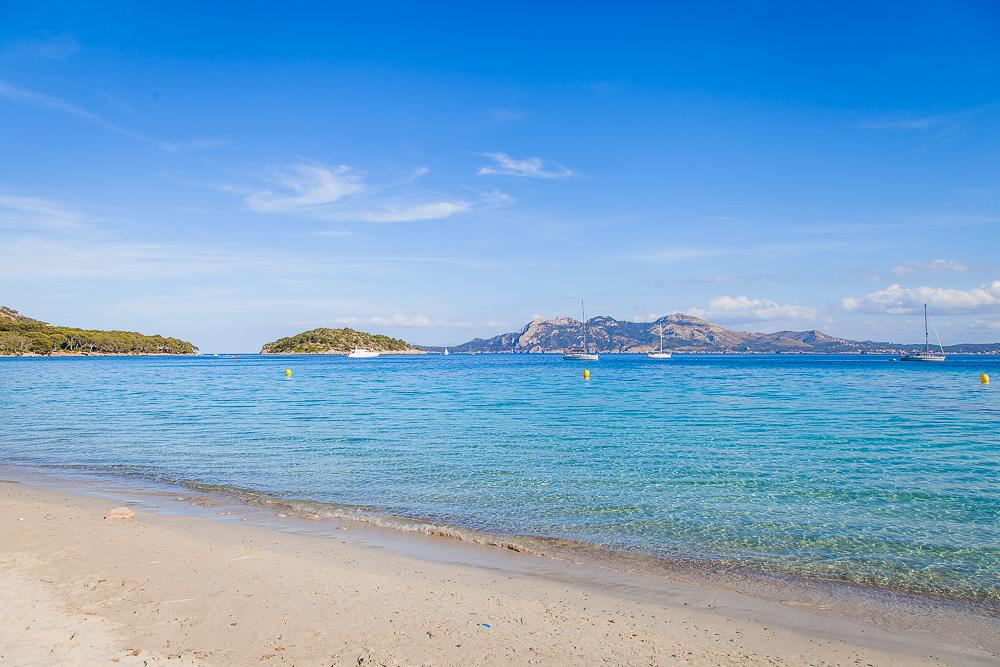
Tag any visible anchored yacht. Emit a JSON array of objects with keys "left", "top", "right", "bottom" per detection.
[
  {"left": 900, "top": 305, "right": 945, "bottom": 362},
  {"left": 563, "top": 301, "right": 599, "bottom": 361},
  {"left": 647, "top": 324, "right": 673, "bottom": 359}
]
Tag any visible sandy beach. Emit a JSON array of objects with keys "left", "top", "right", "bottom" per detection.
[{"left": 1, "top": 478, "right": 994, "bottom": 666}]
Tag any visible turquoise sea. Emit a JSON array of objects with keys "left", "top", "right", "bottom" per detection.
[{"left": 2, "top": 353, "right": 998, "bottom": 605}]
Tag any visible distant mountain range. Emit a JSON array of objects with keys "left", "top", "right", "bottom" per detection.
[
  {"left": 0, "top": 306, "right": 197, "bottom": 356},
  {"left": 428, "top": 313, "right": 1000, "bottom": 354},
  {"left": 6, "top": 305, "right": 999, "bottom": 356}
]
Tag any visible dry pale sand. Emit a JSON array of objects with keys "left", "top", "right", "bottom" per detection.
[{"left": 1, "top": 481, "right": 995, "bottom": 666}]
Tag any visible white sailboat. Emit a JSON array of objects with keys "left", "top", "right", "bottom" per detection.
[
  {"left": 347, "top": 348, "right": 380, "bottom": 358},
  {"left": 900, "top": 304, "right": 945, "bottom": 362},
  {"left": 563, "top": 301, "right": 599, "bottom": 361},
  {"left": 647, "top": 324, "right": 673, "bottom": 359},
  {"left": 443, "top": 347, "right": 449, "bottom": 356}
]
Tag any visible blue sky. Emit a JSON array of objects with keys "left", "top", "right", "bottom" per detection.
[{"left": 1, "top": 2, "right": 998, "bottom": 352}]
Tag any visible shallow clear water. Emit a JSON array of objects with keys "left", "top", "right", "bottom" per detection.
[{"left": 2, "top": 354, "right": 998, "bottom": 603}]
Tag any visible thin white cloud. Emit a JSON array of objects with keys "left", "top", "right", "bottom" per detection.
[
  {"left": 161, "top": 138, "right": 233, "bottom": 152},
  {"left": 624, "top": 240, "right": 844, "bottom": 263},
  {"left": 368, "top": 313, "right": 438, "bottom": 327},
  {"left": 237, "top": 161, "right": 470, "bottom": 223},
  {"left": 857, "top": 114, "right": 947, "bottom": 130},
  {"left": 488, "top": 108, "right": 524, "bottom": 123},
  {"left": 645, "top": 272, "right": 791, "bottom": 287},
  {"left": 970, "top": 318, "right": 1000, "bottom": 331},
  {"left": 357, "top": 201, "right": 471, "bottom": 223},
  {"left": 0, "top": 79, "right": 225, "bottom": 152},
  {"left": 856, "top": 106, "right": 992, "bottom": 134},
  {"left": 331, "top": 314, "right": 508, "bottom": 329},
  {"left": 476, "top": 189, "right": 517, "bottom": 208},
  {"left": 0, "top": 236, "right": 280, "bottom": 281},
  {"left": 689, "top": 296, "right": 818, "bottom": 323},
  {"left": 0, "top": 192, "right": 82, "bottom": 231},
  {"left": 6, "top": 36, "right": 81, "bottom": 59},
  {"left": 626, "top": 246, "right": 729, "bottom": 262},
  {"left": 245, "top": 163, "right": 365, "bottom": 212},
  {"left": 892, "top": 259, "right": 967, "bottom": 276},
  {"left": 0, "top": 78, "right": 159, "bottom": 145},
  {"left": 842, "top": 281, "right": 1000, "bottom": 314},
  {"left": 477, "top": 152, "right": 575, "bottom": 179}
]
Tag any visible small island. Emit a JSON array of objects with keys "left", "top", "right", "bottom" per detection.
[
  {"left": 0, "top": 306, "right": 197, "bottom": 356},
  {"left": 260, "top": 327, "right": 424, "bottom": 355}
]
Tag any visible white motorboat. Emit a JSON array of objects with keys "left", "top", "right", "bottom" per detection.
[{"left": 347, "top": 348, "right": 380, "bottom": 358}]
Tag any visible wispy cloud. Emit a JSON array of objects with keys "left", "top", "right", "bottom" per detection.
[
  {"left": 161, "top": 138, "right": 233, "bottom": 152},
  {"left": 332, "top": 313, "right": 512, "bottom": 329},
  {"left": 477, "top": 152, "right": 576, "bottom": 179},
  {"left": 244, "top": 164, "right": 365, "bottom": 212},
  {"left": 5, "top": 35, "right": 81, "bottom": 60},
  {"left": 0, "top": 236, "right": 240, "bottom": 281},
  {"left": 970, "top": 318, "right": 1000, "bottom": 331},
  {"left": 487, "top": 108, "right": 524, "bottom": 123},
  {"left": 0, "top": 78, "right": 160, "bottom": 146},
  {"left": 356, "top": 201, "right": 471, "bottom": 223},
  {"left": 855, "top": 106, "right": 993, "bottom": 134},
  {"left": 626, "top": 246, "right": 729, "bottom": 262},
  {"left": 689, "top": 296, "right": 818, "bottom": 323},
  {"left": 0, "top": 79, "right": 226, "bottom": 152},
  {"left": 0, "top": 192, "right": 82, "bottom": 231},
  {"left": 624, "top": 240, "right": 844, "bottom": 263},
  {"left": 857, "top": 114, "right": 949, "bottom": 130},
  {"left": 892, "top": 259, "right": 967, "bottom": 276},
  {"left": 842, "top": 281, "right": 1000, "bottom": 314},
  {"left": 368, "top": 313, "right": 440, "bottom": 327},
  {"left": 645, "top": 272, "right": 792, "bottom": 287},
  {"left": 235, "top": 161, "right": 471, "bottom": 223},
  {"left": 469, "top": 189, "right": 516, "bottom": 208}
]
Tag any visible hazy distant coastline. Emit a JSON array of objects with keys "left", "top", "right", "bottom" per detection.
[{"left": 5, "top": 305, "right": 1000, "bottom": 357}]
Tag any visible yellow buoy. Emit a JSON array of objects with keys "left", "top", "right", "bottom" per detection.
[
  {"left": 285, "top": 368, "right": 293, "bottom": 377},
  {"left": 982, "top": 373, "right": 990, "bottom": 385},
  {"left": 583, "top": 369, "right": 590, "bottom": 380}
]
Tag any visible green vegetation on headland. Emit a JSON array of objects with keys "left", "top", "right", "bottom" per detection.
[
  {"left": 0, "top": 306, "right": 197, "bottom": 356},
  {"left": 260, "top": 327, "right": 417, "bottom": 354}
]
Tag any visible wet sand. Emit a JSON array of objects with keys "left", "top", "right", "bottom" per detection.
[{"left": 3, "top": 478, "right": 997, "bottom": 666}]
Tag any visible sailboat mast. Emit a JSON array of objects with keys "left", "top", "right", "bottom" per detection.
[
  {"left": 659, "top": 324, "right": 664, "bottom": 353},
  {"left": 581, "top": 300, "right": 588, "bottom": 353},
  {"left": 924, "top": 303, "right": 929, "bottom": 353}
]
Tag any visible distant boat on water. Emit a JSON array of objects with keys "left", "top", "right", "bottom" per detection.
[
  {"left": 443, "top": 347, "right": 449, "bottom": 356},
  {"left": 647, "top": 324, "right": 673, "bottom": 359},
  {"left": 347, "top": 348, "right": 380, "bottom": 358},
  {"left": 900, "top": 304, "right": 946, "bottom": 362},
  {"left": 564, "top": 301, "right": 599, "bottom": 361}
]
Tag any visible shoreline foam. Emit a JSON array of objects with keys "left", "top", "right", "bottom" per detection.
[
  {"left": 8, "top": 461, "right": 998, "bottom": 610},
  {"left": 3, "top": 462, "right": 998, "bottom": 661},
  {"left": 3, "top": 473, "right": 998, "bottom": 665}
]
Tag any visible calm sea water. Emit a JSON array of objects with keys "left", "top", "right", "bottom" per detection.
[{"left": 2, "top": 353, "right": 998, "bottom": 603}]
